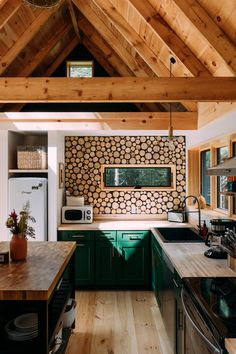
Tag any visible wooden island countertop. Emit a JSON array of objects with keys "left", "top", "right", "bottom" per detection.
[{"left": 0, "top": 241, "right": 76, "bottom": 301}]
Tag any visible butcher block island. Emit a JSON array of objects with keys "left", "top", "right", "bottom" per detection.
[{"left": 0, "top": 241, "right": 76, "bottom": 354}]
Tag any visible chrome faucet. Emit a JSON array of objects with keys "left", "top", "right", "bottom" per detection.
[{"left": 181, "top": 195, "right": 202, "bottom": 235}]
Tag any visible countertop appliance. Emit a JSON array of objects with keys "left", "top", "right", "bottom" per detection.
[
  {"left": 8, "top": 177, "right": 47, "bottom": 241},
  {"left": 62, "top": 205, "right": 93, "bottom": 224},
  {"left": 204, "top": 219, "right": 236, "bottom": 259},
  {"left": 182, "top": 277, "right": 236, "bottom": 354}
]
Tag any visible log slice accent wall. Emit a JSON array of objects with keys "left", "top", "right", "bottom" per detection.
[{"left": 64, "top": 136, "right": 186, "bottom": 215}]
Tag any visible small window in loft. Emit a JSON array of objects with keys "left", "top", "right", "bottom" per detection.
[{"left": 66, "top": 61, "right": 94, "bottom": 78}]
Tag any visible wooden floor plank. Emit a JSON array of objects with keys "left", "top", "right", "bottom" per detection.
[{"left": 66, "top": 291, "right": 170, "bottom": 354}]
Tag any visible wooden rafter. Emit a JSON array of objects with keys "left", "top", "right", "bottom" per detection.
[
  {"left": 0, "top": 4, "right": 63, "bottom": 75},
  {"left": 0, "top": 0, "right": 22, "bottom": 30},
  {"left": 74, "top": 0, "right": 195, "bottom": 111},
  {"left": 173, "top": 0, "right": 236, "bottom": 74},
  {"left": 0, "top": 77, "right": 235, "bottom": 103},
  {"left": 72, "top": 0, "right": 147, "bottom": 76},
  {"left": 90, "top": 0, "right": 170, "bottom": 77},
  {"left": 66, "top": 0, "right": 81, "bottom": 40},
  {"left": 127, "top": 0, "right": 210, "bottom": 77},
  {"left": 0, "top": 112, "right": 198, "bottom": 130}
]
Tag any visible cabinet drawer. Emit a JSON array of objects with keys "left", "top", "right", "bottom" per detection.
[
  {"left": 95, "top": 231, "right": 117, "bottom": 242},
  {"left": 117, "top": 230, "right": 149, "bottom": 242},
  {"left": 58, "top": 231, "right": 93, "bottom": 242}
]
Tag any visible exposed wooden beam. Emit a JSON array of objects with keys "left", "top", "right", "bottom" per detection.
[
  {"left": 127, "top": 0, "right": 210, "bottom": 77},
  {"left": 0, "top": 77, "right": 235, "bottom": 102},
  {"left": 173, "top": 0, "right": 236, "bottom": 74},
  {"left": 84, "top": 0, "right": 195, "bottom": 112},
  {"left": 72, "top": 0, "right": 147, "bottom": 77},
  {"left": 90, "top": 0, "right": 170, "bottom": 77},
  {"left": 0, "top": 0, "right": 22, "bottom": 30},
  {"left": 0, "top": 112, "right": 198, "bottom": 129},
  {"left": 66, "top": 0, "right": 81, "bottom": 40},
  {"left": 0, "top": 5, "right": 62, "bottom": 75}
]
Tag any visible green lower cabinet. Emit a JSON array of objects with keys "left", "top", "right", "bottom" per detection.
[
  {"left": 95, "top": 241, "right": 117, "bottom": 286},
  {"left": 74, "top": 242, "right": 95, "bottom": 286},
  {"left": 117, "top": 240, "right": 149, "bottom": 286}
]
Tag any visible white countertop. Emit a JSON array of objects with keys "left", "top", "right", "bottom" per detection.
[{"left": 58, "top": 219, "right": 189, "bottom": 231}]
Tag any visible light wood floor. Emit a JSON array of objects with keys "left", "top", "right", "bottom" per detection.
[{"left": 66, "top": 291, "right": 172, "bottom": 354}]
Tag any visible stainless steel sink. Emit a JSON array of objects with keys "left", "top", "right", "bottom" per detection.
[{"left": 155, "top": 227, "right": 204, "bottom": 243}]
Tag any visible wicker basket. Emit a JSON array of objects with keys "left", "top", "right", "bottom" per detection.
[{"left": 17, "top": 146, "right": 47, "bottom": 170}]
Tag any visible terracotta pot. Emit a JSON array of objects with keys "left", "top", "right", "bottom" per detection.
[{"left": 10, "top": 234, "right": 27, "bottom": 261}]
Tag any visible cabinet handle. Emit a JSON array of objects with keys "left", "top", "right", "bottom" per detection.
[
  {"left": 112, "top": 246, "right": 115, "bottom": 258},
  {"left": 173, "top": 278, "right": 179, "bottom": 288},
  {"left": 77, "top": 244, "right": 85, "bottom": 247},
  {"left": 71, "top": 235, "right": 86, "bottom": 238},
  {"left": 130, "top": 237, "right": 141, "bottom": 240}
]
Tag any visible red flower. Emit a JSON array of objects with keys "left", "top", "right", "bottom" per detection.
[{"left": 9, "top": 209, "right": 18, "bottom": 221}]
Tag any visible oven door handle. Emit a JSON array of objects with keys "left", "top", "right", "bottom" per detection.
[{"left": 181, "top": 290, "right": 222, "bottom": 353}]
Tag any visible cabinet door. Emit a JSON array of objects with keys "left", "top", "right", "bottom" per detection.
[
  {"left": 117, "top": 240, "right": 150, "bottom": 286},
  {"left": 95, "top": 241, "right": 117, "bottom": 285},
  {"left": 74, "top": 242, "right": 95, "bottom": 286},
  {"left": 152, "top": 239, "right": 163, "bottom": 308}
]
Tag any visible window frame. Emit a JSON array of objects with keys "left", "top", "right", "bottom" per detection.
[
  {"left": 200, "top": 148, "right": 211, "bottom": 207},
  {"left": 189, "top": 132, "right": 236, "bottom": 219},
  {"left": 100, "top": 164, "right": 176, "bottom": 191},
  {"left": 66, "top": 60, "right": 94, "bottom": 78}
]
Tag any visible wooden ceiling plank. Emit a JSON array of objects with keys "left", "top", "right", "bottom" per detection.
[
  {"left": 0, "top": 4, "right": 63, "bottom": 75},
  {"left": 89, "top": 0, "right": 170, "bottom": 77},
  {"left": 0, "top": 0, "right": 22, "bottom": 30},
  {"left": 17, "top": 23, "right": 72, "bottom": 77},
  {"left": 173, "top": 0, "right": 236, "bottom": 74},
  {"left": 72, "top": 0, "right": 147, "bottom": 77},
  {"left": 66, "top": 0, "right": 81, "bottom": 41},
  {"left": 127, "top": 0, "right": 210, "bottom": 78},
  {"left": 0, "top": 77, "right": 235, "bottom": 103},
  {"left": 78, "top": 17, "right": 134, "bottom": 77},
  {"left": 43, "top": 35, "right": 79, "bottom": 77},
  {"left": 0, "top": 112, "right": 197, "bottom": 129}
]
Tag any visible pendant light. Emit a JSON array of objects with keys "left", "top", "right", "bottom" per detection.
[
  {"left": 24, "top": 0, "right": 61, "bottom": 8},
  {"left": 168, "top": 56, "right": 176, "bottom": 151}
]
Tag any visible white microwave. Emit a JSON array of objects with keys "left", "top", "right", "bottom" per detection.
[{"left": 62, "top": 205, "right": 93, "bottom": 224}]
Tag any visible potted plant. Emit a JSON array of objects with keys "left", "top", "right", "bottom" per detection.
[{"left": 6, "top": 201, "right": 36, "bottom": 261}]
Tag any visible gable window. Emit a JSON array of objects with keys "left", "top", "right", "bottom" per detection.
[
  {"left": 200, "top": 149, "right": 211, "bottom": 205},
  {"left": 101, "top": 164, "right": 176, "bottom": 191},
  {"left": 66, "top": 61, "right": 93, "bottom": 78},
  {"left": 217, "top": 146, "right": 229, "bottom": 210}
]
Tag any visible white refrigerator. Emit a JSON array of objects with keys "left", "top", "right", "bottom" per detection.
[{"left": 8, "top": 177, "right": 47, "bottom": 241}]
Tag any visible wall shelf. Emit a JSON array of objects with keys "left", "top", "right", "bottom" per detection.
[{"left": 9, "top": 169, "right": 48, "bottom": 173}]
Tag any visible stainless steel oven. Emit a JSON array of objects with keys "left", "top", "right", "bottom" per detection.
[
  {"left": 181, "top": 277, "right": 236, "bottom": 354},
  {"left": 181, "top": 289, "right": 225, "bottom": 354}
]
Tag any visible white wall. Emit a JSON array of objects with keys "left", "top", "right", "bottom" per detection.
[
  {"left": 187, "top": 108, "right": 236, "bottom": 148},
  {"left": 0, "top": 131, "right": 9, "bottom": 240}
]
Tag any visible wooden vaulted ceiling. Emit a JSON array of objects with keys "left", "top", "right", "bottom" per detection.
[{"left": 0, "top": 0, "right": 236, "bottom": 129}]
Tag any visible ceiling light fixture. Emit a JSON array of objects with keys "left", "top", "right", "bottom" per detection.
[
  {"left": 23, "top": 0, "right": 61, "bottom": 8},
  {"left": 168, "top": 56, "right": 176, "bottom": 151}
]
